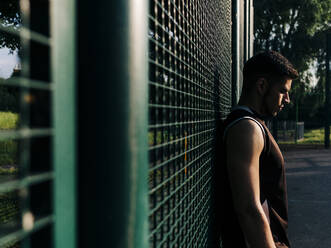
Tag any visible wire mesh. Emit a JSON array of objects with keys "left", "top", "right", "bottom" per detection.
[
  {"left": 0, "top": 1, "right": 53, "bottom": 247},
  {"left": 148, "top": 0, "right": 232, "bottom": 247}
]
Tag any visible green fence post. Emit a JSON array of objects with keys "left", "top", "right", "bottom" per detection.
[
  {"left": 77, "top": 1, "right": 149, "bottom": 247},
  {"left": 295, "top": 101, "right": 298, "bottom": 144},
  {"left": 127, "top": 1, "right": 149, "bottom": 246},
  {"left": 232, "top": 0, "right": 241, "bottom": 106},
  {"left": 325, "top": 34, "right": 331, "bottom": 149},
  {"left": 249, "top": 0, "right": 254, "bottom": 57},
  {"left": 244, "top": 0, "right": 249, "bottom": 62},
  {"left": 52, "top": 0, "right": 77, "bottom": 247}
]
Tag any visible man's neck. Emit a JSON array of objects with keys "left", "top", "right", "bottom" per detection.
[{"left": 237, "top": 98, "right": 262, "bottom": 116}]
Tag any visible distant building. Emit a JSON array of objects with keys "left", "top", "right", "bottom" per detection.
[{"left": 11, "top": 63, "right": 21, "bottom": 77}]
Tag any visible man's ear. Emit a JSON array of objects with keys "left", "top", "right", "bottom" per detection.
[{"left": 256, "top": 78, "right": 268, "bottom": 95}]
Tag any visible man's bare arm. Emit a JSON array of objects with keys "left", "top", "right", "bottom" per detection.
[{"left": 226, "top": 119, "right": 276, "bottom": 248}]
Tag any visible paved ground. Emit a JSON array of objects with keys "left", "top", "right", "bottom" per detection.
[{"left": 284, "top": 148, "right": 331, "bottom": 248}]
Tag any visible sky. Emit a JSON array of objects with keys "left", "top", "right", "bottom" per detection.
[{"left": 0, "top": 47, "right": 20, "bottom": 79}]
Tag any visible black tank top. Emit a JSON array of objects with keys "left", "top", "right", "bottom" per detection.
[{"left": 214, "top": 107, "right": 290, "bottom": 248}]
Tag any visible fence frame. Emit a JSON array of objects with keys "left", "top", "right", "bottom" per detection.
[
  {"left": 77, "top": 0, "right": 149, "bottom": 247},
  {"left": 52, "top": 0, "right": 77, "bottom": 247}
]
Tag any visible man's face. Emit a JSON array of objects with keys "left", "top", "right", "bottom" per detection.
[{"left": 262, "top": 77, "right": 292, "bottom": 117}]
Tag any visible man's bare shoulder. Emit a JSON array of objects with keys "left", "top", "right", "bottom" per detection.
[{"left": 226, "top": 119, "right": 264, "bottom": 154}]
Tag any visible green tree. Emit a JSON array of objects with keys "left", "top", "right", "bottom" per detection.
[
  {"left": 254, "top": 0, "right": 331, "bottom": 124},
  {"left": 255, "top": 0, "right": 331, "bottom": 77},
  {"left": 0, "top": 78, "right": 18, "bottom": 112},
  {"left": 0, "top": 0, "right": 21, "bottom": 52}
]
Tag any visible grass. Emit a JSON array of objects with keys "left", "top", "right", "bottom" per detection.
[
  {"left": 0, "top": 192, "right": 20, "bottom": 248},
  {"left": 0, "top": 112, "right": 19, "bottom": 130},
  {"left": 0, "top": 113, "right": 20, "bottom": 248},
  {"left": 297, "top": 126, "right": 329, "bottom": 144},
  {"left": 278, "top": 126, "right": 330, "bottom": 145},
  {"left": 0, "top": 139, "right": 18, "bottom": 167},
  {"left": 0, "top": 112, "right": 19, "bottom": 170}
]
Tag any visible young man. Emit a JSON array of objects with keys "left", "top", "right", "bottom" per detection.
[{"left": 215, "top": 51, "right": 299, "bottom": 248}]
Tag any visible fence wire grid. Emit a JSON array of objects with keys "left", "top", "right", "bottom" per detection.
[
  {"left": 148, "top": 0, "right": 232, "bottom": 247},
  {"left": 0, "top": 1, "right": 53, "bottom": 247}
]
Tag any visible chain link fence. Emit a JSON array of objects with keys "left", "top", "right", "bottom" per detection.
[
  {"left": 147, "top": 0, "right": 232, "bottom": 247},
  {"left": 267, "top": 120, "right": 304, "bottom": 143}
]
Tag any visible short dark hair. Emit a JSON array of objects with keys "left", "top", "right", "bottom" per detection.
[{"left": 243, "top": 50, "right": 298, "bottom": 89}]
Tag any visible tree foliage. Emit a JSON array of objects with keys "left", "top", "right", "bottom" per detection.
[
  {"left": 0, "top": 0, "right": 20, "bottom": 113},
  {"left": 0, "top": 0, "right": 21, "bottom": 52},
  {"left": 254, "top": 0, "right": 331, "bottom": 125},
  {"left": 0, "top": 78, "right": 18, "bottom": 112}
]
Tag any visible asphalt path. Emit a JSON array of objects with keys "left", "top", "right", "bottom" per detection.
[{"left": 284, "top": 149, "right": 331, "bottom": 248}]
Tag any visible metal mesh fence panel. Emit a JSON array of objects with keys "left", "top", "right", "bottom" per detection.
[
  {"left": 148, "top": 0, "right": 232, "bottom": 247},
  {"left": 239, "top": 0, "right": 245, "bottom": 92},
  {"left": 0, "top": 1, "right": 53, "bottom": 247}
]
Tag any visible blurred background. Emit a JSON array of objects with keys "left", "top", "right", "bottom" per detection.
[
  {"left": 254, "top": 1, "right": 331, "bottom": 145},
  {"left": 0, "top": 0, "right": 329, "bottom": 248}
]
